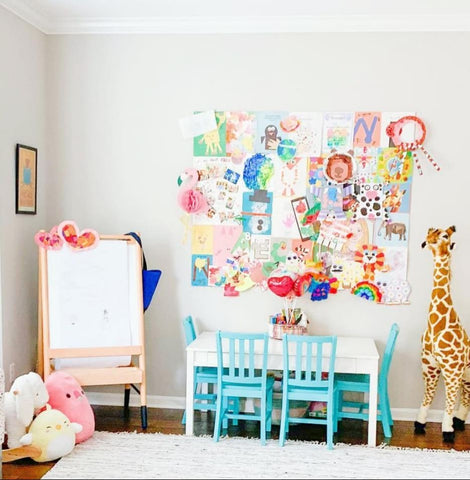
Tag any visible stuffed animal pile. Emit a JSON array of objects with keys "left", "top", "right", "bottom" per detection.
[{"left": 3, "top": 370, "right": 95, "bottom": 463}]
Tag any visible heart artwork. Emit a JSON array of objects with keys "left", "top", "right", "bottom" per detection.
[
  {"left": 34, "top": 226, "right": 63, "bottom": 250},
  {"left": 267, "top": 275, "right": 294, "bottom": 297},
  {"left": 293, "top": 274, "right": 312, "bottom": 297},
  {"left": 58, "top": 220, "right": 99, "bottom": 251}
]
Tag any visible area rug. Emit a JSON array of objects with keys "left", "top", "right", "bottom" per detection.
[{"left": 42, "top": 431, "right": 470, "bottom": 479}]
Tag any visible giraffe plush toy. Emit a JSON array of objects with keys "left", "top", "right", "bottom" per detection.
[{"left": 415, "top": 226, "right": 470, "bottom": 442}]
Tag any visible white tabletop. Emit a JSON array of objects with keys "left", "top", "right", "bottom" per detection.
[{"left": 187, "top": 331, "right": 379, "bottom": 372}]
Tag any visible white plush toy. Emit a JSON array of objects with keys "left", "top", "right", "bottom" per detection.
[{"left": 4, "top": 372, "right": 49, "bottom": 448}]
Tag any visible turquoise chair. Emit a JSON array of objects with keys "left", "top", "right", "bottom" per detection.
[
  {"left": 279, "top": 334, "right": 338, "bottom": 450},
  {"left": 334, "top": 323, "right": 399, "bottom": 438},
  {"left": 213, "top": 331, "right": 274, "bottom": 445},
  {"left": 181, "top": 316, "right": 218, "bottom": 425}
]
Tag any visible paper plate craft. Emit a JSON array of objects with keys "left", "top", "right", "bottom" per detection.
[
  {"left": 280, "top": 115, "right": 300, "bottom": 133},
  {"left": 177, "top": 167, "right": 209, "bottom": 214},
  {"left": 242, "top": 153, "right": 274, "bottom": 190},
  {"left": 277, "top": 139, "right": 297, "bottom": 161},
  {"left": 386, "top": 115, "right": 440, "bottom": 176},
  {"left": 351, "top": 280, "right": 382, "bottom": 303},
  {"left": 323, "top": 151, "right": 356, "bottom": 184},
  {"left": 44, "top": 371, "right": 95, "bottom": 444},
  {"left": 19, "top": 405, "right": 82, "bottom": 463},
  {"left": 34, "top": 226, "right": 63, "bottom": 250},
  {"left": 378, "top": 278, "right": 411, "bottom": 304},
  {"left": 58, "top": 220, "right": 99, "bottom": 251}
]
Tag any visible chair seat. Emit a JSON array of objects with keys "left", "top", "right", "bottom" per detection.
[
  {"left": 335, "top": 374, "right": 370, "bottom": 393},
  {"left": 197, "top": 366, "right": 218, "bottom": 375},
  {"left": 335, "top": 373, "right": 369, "bottom": 383},
  {"left": 286, "top": 385, "right": 334, "bottom": 403},
  {"left": 222, "top": 376, "right": 275, "bottom": 398},
  {"left": 195, "top": 369, "right": 218, "bottom": 384}
]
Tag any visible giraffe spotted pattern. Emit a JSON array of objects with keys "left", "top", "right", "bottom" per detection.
[{"left": 416, "top": 226, "right": 470, "bottom": 443}]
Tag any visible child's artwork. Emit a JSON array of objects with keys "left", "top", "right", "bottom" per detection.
[
  {"left": 193, "top": 111, "right": 226, "bottom": 157},
  {"left": 177, "top": 111, "right": 438, "bottom": 305}
]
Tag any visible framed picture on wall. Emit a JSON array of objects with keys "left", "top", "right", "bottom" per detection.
[{"left": 15, "top": 144, "right": 37, "bottom": 214}]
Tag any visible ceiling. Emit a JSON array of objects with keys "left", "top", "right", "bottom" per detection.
[{"left": 2, "top": 0, "right": 470, "bottom": 34}]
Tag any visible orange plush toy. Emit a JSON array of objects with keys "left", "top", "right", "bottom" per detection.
[{"left": 44, "top": 371, "right": 95, "bottom": 444}]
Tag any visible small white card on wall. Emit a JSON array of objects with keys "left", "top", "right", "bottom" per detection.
[{"left": 179, "top": 110, "right": 217, "bottom": 138}]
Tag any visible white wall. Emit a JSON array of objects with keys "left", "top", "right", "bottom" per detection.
[
  {"left": 43, "top": 32, "right": 470, "bottom": 414},
  {"left": 0, "top": 6, "right": 47, "bottom": 385},
  {"left": 1, "top": 15, "right": 469, "bottom": 416}
]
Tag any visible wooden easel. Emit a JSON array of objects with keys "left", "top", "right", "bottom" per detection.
[{"left": 37, "top": 234, "right": 148, "bottom": 428}]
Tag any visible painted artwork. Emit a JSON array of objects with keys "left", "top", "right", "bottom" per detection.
[{"left": 177, "top": 111, "right": 429, "bottom": 305}]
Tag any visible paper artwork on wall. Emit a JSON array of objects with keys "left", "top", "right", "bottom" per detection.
[{"left": 178, "top": 111, "right": 440, "bottom": 305}]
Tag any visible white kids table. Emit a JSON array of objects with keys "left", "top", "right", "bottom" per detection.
[{"left": 186, "top": 331, "right": 380, "bottom": 447}]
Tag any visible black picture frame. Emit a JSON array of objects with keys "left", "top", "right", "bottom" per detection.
[{"left": 15, "top": 144, "right": 37, "bottom": 214}]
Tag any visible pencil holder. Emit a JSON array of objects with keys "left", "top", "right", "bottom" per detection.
[{"left": 270, "top": 324, "right": 308, "bottom": 340}]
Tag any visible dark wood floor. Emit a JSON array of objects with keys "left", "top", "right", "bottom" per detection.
[{"left": 3, "top": 404, "right": 470, "bottom": 479}]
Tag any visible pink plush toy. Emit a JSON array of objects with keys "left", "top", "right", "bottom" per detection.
[{"left": 44, "top": 371, "right": 95, "bottom": 443}]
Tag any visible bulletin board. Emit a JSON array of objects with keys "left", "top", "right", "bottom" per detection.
[{"left": 179, "top": 111, "right": 438, "bottom": 305}]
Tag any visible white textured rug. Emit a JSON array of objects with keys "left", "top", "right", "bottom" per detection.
[{"left": 42, "top": 431, "right": 470, "bottom": 479}]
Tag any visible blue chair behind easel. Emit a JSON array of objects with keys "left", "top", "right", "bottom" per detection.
[
  {"left": 279, "top": 334, "right": 338, "bottom": 450},
  {"left": 181, "top": 316, "right": 218, "bottom": 424},
  {"left": 213, "top": 331, "right": 274, "bottom": 445},
  {"left": 334, "top": 323, "right": 400, "bottom": 438}
]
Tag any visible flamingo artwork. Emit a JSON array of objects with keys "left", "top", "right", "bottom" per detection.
[{"left": 177, "top": 167, "right": 209, "bottom": 215}]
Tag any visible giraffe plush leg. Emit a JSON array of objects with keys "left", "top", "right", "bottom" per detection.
[
  {"left": 415, "top": 362, "right": 441, "bottom": 434},
  {"left": 442, "top": 371, "right": 463, "bottom": 443},
  {"left": 453, "top": 369, "right": 470, "bottom": 431}
]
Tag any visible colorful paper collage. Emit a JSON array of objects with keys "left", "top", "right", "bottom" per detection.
[{"left": 179, "top": 111, "right": 421, "bottom": 304}]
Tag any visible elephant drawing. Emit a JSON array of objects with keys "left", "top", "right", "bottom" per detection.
[{"left": 378, "top": 221, "right": 407, "bottom": 241}]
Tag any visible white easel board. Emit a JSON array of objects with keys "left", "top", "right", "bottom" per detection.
[{"left": 39, "top": 236, "right": 143, "bottom": 371}]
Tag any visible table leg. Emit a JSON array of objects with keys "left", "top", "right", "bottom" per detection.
[
  {"left": 368, "top": 363, "right": 378, "bottom": 446},
  {"left": 185, "top": 349, "right": 195, "bottom": 435}
]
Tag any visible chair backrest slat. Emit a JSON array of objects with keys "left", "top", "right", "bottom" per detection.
[
  {"left": 216, "top": 331, "right": 268, "bottom": 386},
  {"left": 283, "top": 334, "right": 337, "bottom": 389}
]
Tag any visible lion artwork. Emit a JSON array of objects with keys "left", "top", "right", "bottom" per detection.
[{"left": 354, "top": 244, "right": 389, "bottom": 281}]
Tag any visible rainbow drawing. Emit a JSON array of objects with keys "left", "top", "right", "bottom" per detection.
[{"left": 351, "top": 280, "right": 382, "bottom": 303}]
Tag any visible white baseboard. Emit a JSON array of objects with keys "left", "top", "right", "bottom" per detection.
[
  {"left": 86, "top": 392, "right": 468, "bottom": 424},
  {"left": 87, "top": 392, "right": 186, "bottom": 409}
]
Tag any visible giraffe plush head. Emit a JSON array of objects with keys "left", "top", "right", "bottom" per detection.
[{"left": 421, "top": 226, "right": 456, "bottom": 256}]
